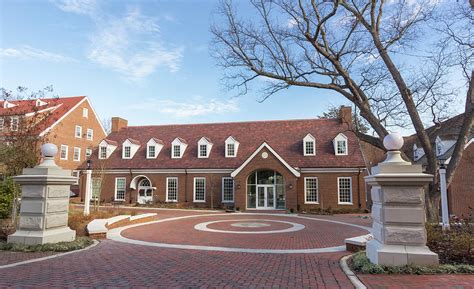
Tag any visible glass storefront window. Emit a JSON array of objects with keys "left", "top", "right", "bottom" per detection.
[{"left": 247, "top": 170, "right": 285, "bottom": 209}]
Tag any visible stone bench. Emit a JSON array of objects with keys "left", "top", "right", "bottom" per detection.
[
  {"left": 345, "top": 234, "right": 373, "bottom": 252},
  {"left": 87, "top": 213, "right": 158, "bottom": 239}
]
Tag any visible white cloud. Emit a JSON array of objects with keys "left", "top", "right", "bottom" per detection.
[
  {"left": 0, "top": 46, "right": 76, "bottom": 63},
  {"left": 287, "top": 18, "right": 298, "bottom": 28},
  {"left": 51, "top": 0, "right": 97, "bottom": 15},
  {"left": 130, "top": 96, "right": 239, "bottom": 117}
]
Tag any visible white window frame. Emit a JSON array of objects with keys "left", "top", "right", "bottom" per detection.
[
  {"left": 226, "top": 143, "right": 235, "bottom": 157},
  {"left": 60, "top": 145, "right": 68, "bottom": 160},
  {"left": 199, "top": 144, "right": 208, "bottom": 158},
  {"left": 71, "top": 170, "right": 79, "bottom": 185},
  {"left": 10, "top": 116, "right": 19, "bottom": 131},
  {"left": 114, "top": 177, "right": 126, "bottom": 201},
  {"left": 83, "top": 108, "right": 89, "bottom": 118},
  {"left": 193, "top": 177, "right": 206, "bottom": 203},
  {"left": 0, "top": 117, "right": 4, "bottom": 131},
  {"left": 86, "top": 148, "right": 92, "bottom": 158},
  {"left": 147, "top": 145, "right": 156, "bottom": 158},
  {"left": 86, "top": 128, "right": 93, "bottom": 141},
  {"left": 99, "top": 146, "right": 107, "bottom": 159},
  {"left": 73, "top": 147, "right": 81, "bottom": 162},
  {"left": 123, "top": 145, "right": 131, "bottom": 159},
  {"left": 225, "top": 136, "right": 239, "bottom": 158},
  {"left": 221, "top": 177, "right": 234, "bottom": 203},
  {"left": 92, "top": 177, "right": 101, "bottom": 200},
  {"left": 172, "top": 144, "right": 181, "bottom": 158},
  {"left": 166, "top": 177, "right": 178, "bottom": 202},
  {"left": 303, "top": 134, "right": 316, "bottom": 156},
  {"left": 337, "top": 177, "right": 353, "bottom": 205},
  {"left": 75, "top": 125, "right": 82, "bottom": 138},
  {"left": 334, "top": 133, "right": 348, "bottom": 155},
  {"left": 304, "top": 177, "right": 319, "bottom": 204}
]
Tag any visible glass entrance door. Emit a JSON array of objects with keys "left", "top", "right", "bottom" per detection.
[{"left": 256, "top": 185, "right": 275, "bottom": 209}]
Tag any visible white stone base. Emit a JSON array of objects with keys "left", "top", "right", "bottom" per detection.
[
  {"left": 366, "top": 239, "right": 438, "bottom": 266},
  {"left": 8, "top": 227, "right": 76, "bottom": 245}
]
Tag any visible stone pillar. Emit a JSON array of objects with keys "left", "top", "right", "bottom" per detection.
[
  {"left": 365, "top": 133, "right": 439, "bottom": 266},
  {"left": 8, "top": 144, "right": 77, "bottom": 245}
]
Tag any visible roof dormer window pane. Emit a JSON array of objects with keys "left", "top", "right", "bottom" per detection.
[
  {"left": 305, "top": 141, "right": 315, "bottom": 155},
  {"left": 227, "top": 143, "right": 235, "bottom": 157},
  {"left": 199, "top": 144, "right": 207, "bottom": 157},
  {"left": 173, "top": 145, "right": 181, "bottom": 158},
  {"left": 124, "top": 146, "right": 131, "bottom": 158},
  {"left": 100, "top": 146, "right": 107, "bottom": 159},
  {"left": 337, "top": 140, "right": 347, "bottom": 155},
  {"left": 148, "top": 145, "right": 156, "bottom": 158}
]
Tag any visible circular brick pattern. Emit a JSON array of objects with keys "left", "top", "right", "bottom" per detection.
[
  {"left": 194, "top": 219, "right": 305, "bottom": 234},
  {"left": 111, "top": 213, "right": 370, "bottom": 253}
]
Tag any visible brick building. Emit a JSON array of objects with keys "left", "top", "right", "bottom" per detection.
[
  {"left": 0, "top": 96, "right": 107, "bottom": 183},
  {"left": 82, "top": 107, "right": 367, "bottom": 212},
  {"left": 404, "top": 114, "right": 474, "bottom": 217}
]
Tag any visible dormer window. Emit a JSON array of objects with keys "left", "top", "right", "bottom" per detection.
[
  {"left": 225, "top": 136, "right": 239, "bottom": 158},
  {"left": 198, "top": 137, "right": 213, "bottom": 158},
  {"left": 171, "top": 138, "right": 187, "bottom": 159},
  {"left": 333, "top": 133, "right": 348, "bottom": 155},
  {"left": 303, "top": 133, "right": 316, "bottom": 156},
  {"left": 122, "top": 138, "right": 140, "bottom": 159},
  {"left": 146, "top": 138, "right": 163, "bottom": 159},
  {"left": 35, "top": 99, "right": 47, "bottom": 106},
  {"left": 98, "top": 139, "right": 118, "bottom": 159},
  {"left": 3, "top": 100, "right": 16, "bottom": 108}
]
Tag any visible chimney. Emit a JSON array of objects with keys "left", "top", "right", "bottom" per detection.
[
  {"left": 111, "top": 117, "right": 128, "bottom": 133},
  {"left": 339, "top": 106, "right": 352, "bottom": 125}
]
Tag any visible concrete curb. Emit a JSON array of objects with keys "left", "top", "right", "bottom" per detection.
[
  {"left": 0, "top": 240, "right": 99, "bottom": 269},
  {"left": 72, "top": 204, "right": 224, "bottom": 213},
  {"left": 340, "top": 254, "right": 367, "bottom": 289}
]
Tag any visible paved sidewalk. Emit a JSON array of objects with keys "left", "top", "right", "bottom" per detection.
[
  {"left": 0, "top": 250, "right": 57, "bottom": 266},
  {"left": 358, "top": 274, "right": 474, "bottom": 289}
]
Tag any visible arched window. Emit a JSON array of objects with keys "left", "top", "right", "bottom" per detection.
[{"left": 247, "top": 170, "right": 285, "bottom": 209}]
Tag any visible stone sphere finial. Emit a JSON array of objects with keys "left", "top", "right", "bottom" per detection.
[
  {"left": 383, "top": 132, "right": 404, "bottom": 151},
  {"left": 41, "top": 143, "right": 58, "bottom": 158}
]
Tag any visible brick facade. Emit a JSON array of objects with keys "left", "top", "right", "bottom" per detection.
[{"left": 448, "top": 142, "right": 474, "bottom": 217}]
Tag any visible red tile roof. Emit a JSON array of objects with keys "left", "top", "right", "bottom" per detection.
[
  {"left": 0, "top": 96, "right": 86, "bottom": 135},
  {"left": 93, "top": 118, "right": 366, "bottom": 170}
]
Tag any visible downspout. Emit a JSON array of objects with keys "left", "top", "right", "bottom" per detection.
[
  {"left": 185, "top": 169, "right": 188, "bottom": 202},
  {"left": 129, "top": 168, "right": 133, "bottom": 204},
  {"left": 357, "top": 168, "right": 361, "bottom": 209}
]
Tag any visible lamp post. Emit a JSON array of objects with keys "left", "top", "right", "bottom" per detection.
[
  {"left": 438, "top": 158, "right": 450, "bottom": 231},
  {"left": 84, "top": 159, "right": 92, "bottom": 216}
]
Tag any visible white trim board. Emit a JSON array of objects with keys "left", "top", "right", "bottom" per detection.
[{"left": 231, "top": 142, "right": 300, "bottom": 178}]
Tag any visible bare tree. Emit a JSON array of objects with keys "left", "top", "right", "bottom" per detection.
[{"left": 211, "top": 0, "right": 473, "bottom": 219}]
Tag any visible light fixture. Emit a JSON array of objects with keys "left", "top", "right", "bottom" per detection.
[{"left": 289, "top": 184, "right": 293, "bottom": 189}]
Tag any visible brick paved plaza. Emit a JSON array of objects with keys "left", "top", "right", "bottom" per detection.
[{"left": 1, "top": 210, "right": 473, "bottom": 288}]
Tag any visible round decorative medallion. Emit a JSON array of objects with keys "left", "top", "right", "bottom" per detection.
[
  {"left": 261, "top": 152, "right": 269, "bottom": 159},
  {"left": 231, "top": 222, "right": 271, "bottom": 228}
]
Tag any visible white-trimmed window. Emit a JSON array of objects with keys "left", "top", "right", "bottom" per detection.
[
  {"left": 338, "top": 177, "right": 352, "bottom": 204},
  {"left": 123, "top": 145, "right": 131, "bottom": 159},
  {"left": 0, "top": 117, "right": 4, "bottom": 131},
  {"left": 71, "top": 170, "right": 79, "bottom": 185},
  {"left": 99, "top": 146, "right": 107, "bottom": 159},
  {"left": 73, "top": 147, "right": 81, "bottom": 162},
  {"left": 303, "top": 134, "right": 316, "bottom": 156},
  {"left": 193, "top": 177, "right": 206, "bottom": 202},
  {"left": 60, "top": 145, "right": 68, "bottom": 160},
  {"left": 115, "top": 177, "right": 126, "bottom": 201},
  {"left": 225, "top": 136, "right": 239, "bottom": 157},
  {"left": 304, "top": 177, "right": 319, "bottom": 204},
  {"left": 171, "top": 138, "right": 187, "bottom": 158},
  {"left": 83, "top": 108, "right": 89, "bottom": 118},
  {"left": 92, "top": 178, "right": 101, "bottom": 200},
  {"left": 197, "top": 137, "right": 213, "bottom": 158},
  {"left": 166, "top": 177, "right": 178, "bottom": 202},
  {"left": 86, "top": 128, "right": 93, "bottom": 141},
  {"left": 86, "top": 148, "right": 92, "bottom": 158},
  {"left": 10, "top": 116, "right": 19, "bottom": 131},
  {"left": 222, "top": 177, "right": 234, "bottom": 203},
  {"left": 333, "top": 133, "right": 348, "bottom": 155},
  {"left": 75, "top": 125, "right": 82, "bottom": 138},
  {"left": 172, "top": 145, "right": 181, "bottom": 158},
  {"left": 148, "top": 145, "right": 156, "bottom": 158}
]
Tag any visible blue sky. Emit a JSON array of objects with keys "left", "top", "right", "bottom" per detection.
[{"left": 0, "top": 0, "right": 466, "bottom": 131}]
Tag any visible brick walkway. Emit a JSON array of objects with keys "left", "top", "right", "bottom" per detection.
[
  {"left": 0, "top": 250, "right": 57, "bottom": 266},
  {"left": 1, "top": 210, "right": 472, "bottom": 288}
]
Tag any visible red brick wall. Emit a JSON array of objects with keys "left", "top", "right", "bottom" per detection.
[
  {"left": 448, "top": 142, "right": 474, "bottom": 217},
  {"left": 47, "top": 99, "right": 106, "bottom": 170}
]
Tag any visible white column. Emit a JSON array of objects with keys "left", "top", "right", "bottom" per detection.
[
  {"left": 84, "top": 169, "right": 92, "bottom": 216},
  {"left": 439, "top": 167, "right": 450, "bottom": 230}
]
